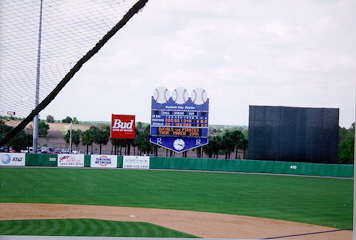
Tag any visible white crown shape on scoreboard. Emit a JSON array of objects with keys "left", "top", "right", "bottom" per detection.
[{"left": 153, "top": 87, "right": 208, "bottom": 105}]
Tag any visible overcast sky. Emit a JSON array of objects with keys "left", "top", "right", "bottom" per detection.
[{"left": 39, "top": 0, "right": 355, "bottom": 128}]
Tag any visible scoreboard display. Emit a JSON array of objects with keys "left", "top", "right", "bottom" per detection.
[
  {"left": 150, "top": 87, "right": 209, "bottom": 138},
  {"left": 151, "top": 109, "right": 208, "bottom": 137},
  {"left": 155, "top": 127, "right": 201, "bottom": 137},
  {"left": 151, "top": 110, "right": 208, "bottom": 127}
]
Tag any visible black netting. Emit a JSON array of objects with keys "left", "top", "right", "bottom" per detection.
[
  {"left": 0, "top": 0, "right": 137, "bottom": 121},
  {"left": 0, "top": 0, "right": 149, "bottom": 147}
]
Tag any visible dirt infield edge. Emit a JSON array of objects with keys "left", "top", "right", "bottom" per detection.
[{"left": 0, "top": 203, "right": 352, "bottom": 240}]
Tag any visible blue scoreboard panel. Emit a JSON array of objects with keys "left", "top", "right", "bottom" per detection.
[{"left": 150, "top": 87, "right": 209, "bottom": 153}]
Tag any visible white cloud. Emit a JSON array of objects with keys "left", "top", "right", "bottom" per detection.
[
  {"left": 262, "top": 20, "right": 306, "bottom": 44},
  {"left": 284, "top": 50, "right": 356, "bottom": 73}
]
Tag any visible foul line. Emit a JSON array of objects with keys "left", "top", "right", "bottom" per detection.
[{"left": 262, "top": 227, "right": 353, "bottom": 239}]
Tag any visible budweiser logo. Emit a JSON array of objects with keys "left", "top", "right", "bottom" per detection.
[
  {"left": 111, "top": 114, "right": 135, "bottom": 139},
  {"left": 112, "top": 119, "right": 134, "bottom": 129}
]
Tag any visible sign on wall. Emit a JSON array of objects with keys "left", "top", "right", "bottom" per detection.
[
  {"left": 150, "top": 87, "right": 209, "bottom": 152},
  {"left": 58, "top": 154, "right": 84, "bottom": 167},
  {"left": 0, "top": 153, "right": 25, "bottom": 166},
  {"left": 111, "top": 114, "right": 136, "bottom": 139},
  {"left": 90, "top": 155, "right": 117, "bottom": 168},
  {"left": 123, "top": 156, "right": 150, "bottom": 169}
]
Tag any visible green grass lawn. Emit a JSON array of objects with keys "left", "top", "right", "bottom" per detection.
[
  {"left": 0, "top": 168, "right": 353, "bottom": 229},
  {"left": 0, "top": 219, "right": 197, "bottom": 237}
]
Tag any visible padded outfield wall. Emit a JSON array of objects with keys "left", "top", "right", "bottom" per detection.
[{"left": 248, "top": 105, "right": 339, "bottom": 164}]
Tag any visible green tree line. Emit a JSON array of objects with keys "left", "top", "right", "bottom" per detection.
[
  {"left": 64, "top": 123, "right": 152, "bottom": 155},
  {"left": 203, "top": 130, "right": 248, "bottom": 159},
  {"left": 1, "top": 116, "right": 354, "bottom": 164},
  {"left": 64, "top": 123, "right": 249, "bottom": 158}
]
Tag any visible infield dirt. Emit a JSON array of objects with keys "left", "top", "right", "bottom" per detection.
[{"left": 0, "top": 203, "right": 352, "bottom": 239}]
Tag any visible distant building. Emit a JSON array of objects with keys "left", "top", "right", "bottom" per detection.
[{"left": 248, "top": 106, "right": 339, "bottom": 164}]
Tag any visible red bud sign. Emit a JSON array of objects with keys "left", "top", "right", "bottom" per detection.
[{"left": 111, "top": 114, "right": 136, "bottom": 139}]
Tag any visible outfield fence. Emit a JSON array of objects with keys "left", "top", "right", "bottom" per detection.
[{"left": 0, "top": 153, "right": 353, "bottom": 178}]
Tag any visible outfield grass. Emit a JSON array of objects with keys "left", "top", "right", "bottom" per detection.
[
  {"left": 0, "top": 168, "right": 353, "bottom": 229},
  {"left": 0, "top": 219, "right": 197, "bottom": 237}
]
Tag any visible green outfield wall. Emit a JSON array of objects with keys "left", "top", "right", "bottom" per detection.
[
  {"left": 25, "top": 154, "right": 57, "bottom": 167},
  {"left": 1, "top": 153, "right": 352, "bottom": 178},
  {"left": 149, "top": 157, "right": 353, "bottom": 178}
]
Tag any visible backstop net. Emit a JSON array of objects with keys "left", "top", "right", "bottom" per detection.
[{"left": 0, "top": 0, "right": 149, "bottom": 146}]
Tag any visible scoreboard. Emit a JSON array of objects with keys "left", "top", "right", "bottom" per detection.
[
  {"left": 150, "top": 87, "right": 209, "bottom": 152},
  {"left": 151, "top": 109, "right": 209, "bottom": 137}
]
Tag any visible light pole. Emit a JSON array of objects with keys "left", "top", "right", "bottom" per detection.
[{"left": 33, "top": 0, "right": 43, "bottom": 154}]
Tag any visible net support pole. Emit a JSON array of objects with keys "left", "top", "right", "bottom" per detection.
[{"left": 33, "top": 0, "right": 44, "bottom": 154}]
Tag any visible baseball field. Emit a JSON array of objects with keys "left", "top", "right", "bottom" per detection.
[{"left": 0, "top": 167, "right": 353, "bottom": 239}]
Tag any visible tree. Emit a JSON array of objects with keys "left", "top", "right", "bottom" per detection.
[
  {"left": 111, "top": 138, "right": 124, "bottom": 155},
  {"left": 9, "top": 131, "right": 32, "bottom": 152},
  {"left": 132, "top": 124, "right": 151, "bottom": 155},
  {"left": 0, "top": 119, "right": 13, "bottom": 140},
  {"left": 62, "top": 116, "right": 72, "bottom": 123},
  {"left": 64, "top": 129, "right": 82, "bottom": 151},
  {"left": 338, "top": 123, "right": 355, "bottom": 164},
  {"left": 220, "top": 134, "right": 235, "bottom": 159},
  {"left": 38, "top": 121, "right": 50, "bottom": 137},
  {"left": 1, "top": 120, "right": 32, "bottom": 152},
  {"left": 202, "top": 130, "right": 247, "bottom": 159},
  {"left": 46, "top": 115, "right": 55, "bottom": 123},
  {"left": 82, "top": 128, "right": 96, "bottom": 154},
  {"left": 64, "top": 131, "right": 70, "bottom": 146},
  {"left": 93, "top": 124, "right": 110, "bottom": 154},
  {"left": 136, "top": 121, "right": 143, "bottom": 129},
  {"left": 72, "top": 117, "right": 79, "bottom": 124},
  {"left": 338, "top": 136, "right": 354, "bottom": 164},
  {"left": 72, "top": 129, "right": 82, "bottom": 147},
  {"left": 229, "top": 130, "right": 244, "bottom": 159},
  {"left": 220, "top": 130, "right": 247, "bottom": 159},
  {"left": 1, "top": 120, "right": 14, "bottom": 151},
  {"left": 239, "top": 138, "right": 248, "bottom": 159},
  {"left": 203, "top": 135, "right": 221, "bottom": 159},
  {"left": 203, "top": 136, "right": 214, "bottom": 158}
]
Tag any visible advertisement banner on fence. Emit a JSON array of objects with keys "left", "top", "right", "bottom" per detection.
[
  {"left": 123, "top": 156, "right": 150, "bottom": 169},
  {"left": 0, "top": 153, "right": 26, "bottom": 166},
  {"left": 58, "top": 154, "right": 84, "bottom": 167},
  {"left": 90, "top": 155, "right": 117, "bottom": 168}
]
